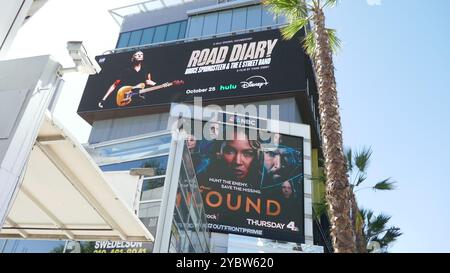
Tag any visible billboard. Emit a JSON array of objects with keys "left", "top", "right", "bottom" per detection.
[
  {"left": 187, "top": 122, "right": 305, "bottom": 243},
  {"left": 77, "top": 29, "right": 307, "bottom": 121}
]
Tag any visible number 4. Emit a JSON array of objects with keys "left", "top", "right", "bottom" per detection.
[{"left": 287, "top": 221, "right": 299, "bottom": 231}]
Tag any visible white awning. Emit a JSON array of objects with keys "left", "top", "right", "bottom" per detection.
[{"left": 0, "top": 113, "right": 154, "bottom": 242}]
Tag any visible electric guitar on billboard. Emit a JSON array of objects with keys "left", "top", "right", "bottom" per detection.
[{"left": 116, "top": 80, "right": 184, "bottom": 107}]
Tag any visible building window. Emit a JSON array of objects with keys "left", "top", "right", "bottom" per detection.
[
  {"left": 116, "top": 20, "right": 188, "bottom": 48},
  {"left": 141, "top": 176, "right": 165, "bottom": 201},
  {"left": 186, "top": 4, "right": 286, "bottom": 39},
  {"left": 100, "top": 155, "right": 168, "bottom": 174},
  {"left": 178, "top": 21, "right": 188, "bottom": 39},
  {"left": 217, "top": 10, "right": 232, "bottom": 34},
  {"left": 262, "top": 6, "right": 276, "bottom": 26},
  {"left": 166, "top": 22, "right": 181, "bottom": 41},
  {"left": 202, "top": 13, "right": 218, "bottom": 36},
  {"left": 141, "top": 28, "right": 155, "bottom": 45},
  {"left": 139, "top": 201, "right": 161, "bottom": 235},
  {"left": 128, "top": 30, "right": 143, "bottom": 46},
  {"left": 231, "top": 7, "right": 247, "bottom": 31},
  {"left": 246, "top": 5, "right": 262, "bottom": 29},
  {"left": 153, "top": 24, "right": 168, "bottom": 43},
  {"left": 187, "top": 16, "right": 204, "bottom": 38},
  {"left": 117, "top": 32, "right": 131, "bottom": 48}
]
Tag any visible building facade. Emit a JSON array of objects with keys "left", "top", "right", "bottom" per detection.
[
  {"left": 0, "top": 0, "right": 333, "bottom": 253},
  {"left": 79, "top": 0, "right": 331, "bottom": 253}
]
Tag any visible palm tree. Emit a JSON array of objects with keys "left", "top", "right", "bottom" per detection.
[
  {"left": 315, "top": 147, "right": 399, "bottom": 252},
  {"left": 360, "top": 209, "right": 402, "bottom": 253},
  {"left": 263, "top": 0, "right": 355, "bottom": 252},
  {"left": 345, "top": 147, "right": 397, "bottom": 252}
]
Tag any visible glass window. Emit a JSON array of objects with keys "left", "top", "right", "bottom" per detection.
[
  {"left": 262, "top": 6, "right": 276, "bottom": 26},
  {"left": 153, "top": 24, "right": 168, "bottom": 43},
  {"left": 0, "top": 239, "right": 66, "bottom": 253},
  {"left": 202, "top": 13, "right": 218, "bottom": 36},
  {"left": 88, "top": 133, "right": 172, "bottom": 166},
  {"left": 277, "top": 14, "right": 288, "bottom": 24},
  {"left": 217, "top": 10, "right": 232, "bottom": 34},
  {"left": 166, "top": 22, "right": 181, "bottom": 41},
  {"left": 141, "top": 177, "right": 165, "bottom": 201},
  {"left": 246, "top": 5, "right": 262, "bottom": 29},
  {"left": 117, "top": 32, "right": 131, "bottom": 48},
  {"left": 176, "top": 188, "right": 190, "bottom": 223},
  {"left": 141, "top": 27, "right": 155, "bottom": 45},
  {"left": 178, "top": 21, "right": 188, "bottom": 39},
  {"left": 173, "top": 210, "right": 188, "bottom": 252},
  {"left": 100, "top": 155, "right": 168, "bottom": 174},
  {"left": 188, "top": 227, "right": 201, "bottom": 252},
  {"left": 139, "top": 201, "right": 161, "bottom": 235},
  {"left": 187, "top": 15, "right": 204, "bottom": 38},
  {"left": 182, "top": 237, "right": 194, "bottom": 253},
  {"left": 128, "top": 30, "right": 143, "bottom": 46},
  {"left": 231, "top": 7, "right": 247, "bottom": 31},
  {"left": 188, "top": 202, "right": 200, "bottom": 232}
]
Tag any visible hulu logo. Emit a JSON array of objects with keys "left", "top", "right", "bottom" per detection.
[{"left": 219, "top": 84, "right": 237, "bottom": 91}]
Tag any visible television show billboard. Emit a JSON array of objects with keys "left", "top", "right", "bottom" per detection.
[
  {"left": 187, "top": 123, "right": 305, "bottom": 243},
  {"left": 77, "top": 29, "right": 307, "bottom": 121}
]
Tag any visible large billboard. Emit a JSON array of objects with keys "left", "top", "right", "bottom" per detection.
[
  {"left": 77, "top": 29, "right": 307, "bottom": 121},
  {"left": 187, "top": 121, "right": 305, "bottom": 243}
]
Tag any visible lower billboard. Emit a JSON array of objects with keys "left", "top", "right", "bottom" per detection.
[{"left": 188, "top": 122, "right": 305, "bottom": 243}]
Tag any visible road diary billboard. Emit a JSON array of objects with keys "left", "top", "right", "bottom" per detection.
[{"left": 77, "top": 29, "right": 307, "bottom": 121}]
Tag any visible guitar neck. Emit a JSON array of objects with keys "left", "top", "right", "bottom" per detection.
[{"left": 139, "top": 83, "right": 173, "bottom": 94}]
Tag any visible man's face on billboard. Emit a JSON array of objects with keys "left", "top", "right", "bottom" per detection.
[
  {"left": 222, "top": 138, "right": 256, "bottom": 180},
  {"left": 132, "top": 51, "right": 144, "bottom": 62},
  {"left": 209, "top": 123, "right": 220, "bottom": 140},
  {"left": 264, "top": 150, "right": 281, "bottom": 179}
]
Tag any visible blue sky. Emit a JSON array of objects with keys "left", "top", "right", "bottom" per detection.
[
  {"left": 5, "top": 0, "right": 450, "bottom": 253},
  {"left": 325, "top": 0, "right": 450, "bottom": 252}
]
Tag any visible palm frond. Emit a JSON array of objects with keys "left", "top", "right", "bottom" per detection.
[
  {"left": 345, "top": 147, "right": 353, "bottom": 173},
  {"left": 280, "top": 17, "right": 309, "bottom": 40},
  {"left": 381, "top": 227, "right": 402, "bottom": 244},
  {"left": 355, "top": 209, "right": 365, "bottom": 231},
  {"left": 303, "top": 31, "right": 316, "bottom": 57},
  {"left": 327, "top": 28, "right": 342, "bottom": 54},
  {"left": 355, "top": 173, "right": 367, "bottom": 187},
  {"left": 368, "top": 213, "right": 391, "bottom": 234},
  {"left": 322, "top": 0, "right": 340, "bottom": 9},
  {"left": 263, "top": 0, "right": 308, "bottom": 19},
  {"left": 373, "top": 178, "right": 397, "bottom": 191},
  {"left": 313, "top": 201, "right": 328, "bottom": 219},
  {"left": 366, "top": 209, "right": 374, "bottom": 224},
  {"left": 354, "top": 146, "right": 372, "bottom": 173}
]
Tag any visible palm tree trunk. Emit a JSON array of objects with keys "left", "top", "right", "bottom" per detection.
[
  {"left": 350, "top": 193, "right": 367, "bottom": 253},
  {"left": 311, "top": 8, "right": 356, "bottom": 253}
]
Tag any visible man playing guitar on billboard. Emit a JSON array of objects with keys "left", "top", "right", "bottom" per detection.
[{"left": 98, "top": 50, "right": 156, "bottom": 108}]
